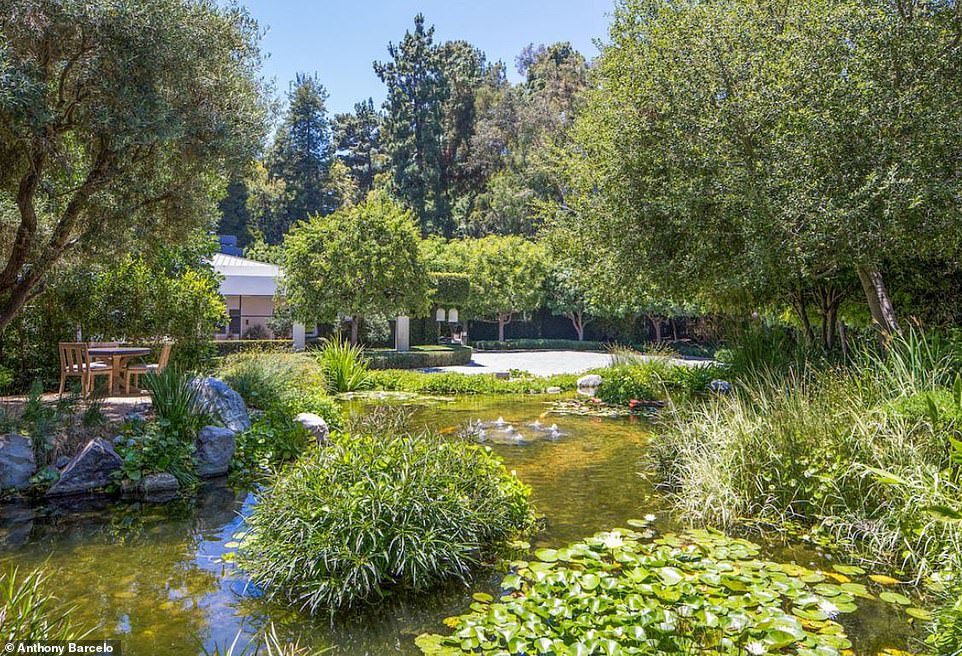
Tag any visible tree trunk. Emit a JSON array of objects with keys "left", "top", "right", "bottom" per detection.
[
  {"left": 497, "top": 313, "right": 511, "bottom": 342},
  {"left": 652, "top": 316, "right": 663, "bottom": 343},
  {"left": 350, "top": 315, "right": 360, "bottom": 345},
  {"left": 568, "top": 311, "right": 585, "bottom": 341},
  {"left": 671, "top": 318, "right": 679, "bottom": 341},
  {"left": 789, "top": 288, "right": 816, "bottom": 345},
  {"left": 857, "top": 266, "right": 900, "bottom": 335}
]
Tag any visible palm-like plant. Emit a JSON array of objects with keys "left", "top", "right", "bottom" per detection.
[{"left": 143, "top": 367, "right": 205, "bottom": 434}]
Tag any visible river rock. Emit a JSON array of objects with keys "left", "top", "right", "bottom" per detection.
[
  {"left": 577, "top": 374, "right": 603, "bottom": 389},
  {"left": 709, "top": 379, "right": 733, "bottom": 394},
  {"left": 46, "top": 438, "right": 121, "bottom": 496},
  {"left": 0, "top": 433, "right": 36, "bottom": 491},
  {"left": 545, "top": 386, "right": 562, "bottom": 394},
  {"left": 191, "top": 377, "right": 251, "bottom": 432},
  {"left": 295, "top": 412, "right": 330, "bottom": 445},
  {"left": 195, "top": 426, "right": 236, "bottom": 478}
]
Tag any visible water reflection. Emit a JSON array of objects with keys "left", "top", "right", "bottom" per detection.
[{"left": 0, "top": 396, "right": 917, "bottom": 655}]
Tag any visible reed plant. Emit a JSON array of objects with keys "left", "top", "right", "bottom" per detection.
[
  {"left": 0, "top": 567, "right": 93, "bottom": 642},
  {"left": 316, "top": 338, "right": 371, "bottom": 394}
]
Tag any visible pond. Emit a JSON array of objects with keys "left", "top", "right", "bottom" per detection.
[{"left": 0, "top": 396, "right": 917, "bottom": 655}]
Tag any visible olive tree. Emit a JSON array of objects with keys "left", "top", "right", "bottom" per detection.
[
  {"left": 0, "top": 0, "right": 267, "bottom": 330},
  {"left": 559, "top": 0, "right": 962, "bottom": 341},
  {"left": 282, "top": 192, "right": 430, "bottom": 344}
]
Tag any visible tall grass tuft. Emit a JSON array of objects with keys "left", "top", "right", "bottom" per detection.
[
  {"left": 143, "top": 367, "right": 205, "bottom": 434},
  {"left": 239, "top": 430, "right": 534, "bottom": 613},
  {"left": 650, "top": 335, "right": 962, "bottom": 578},
  {"left": 203, "top": 624, "right": 322, "bottom": 656},
  {"left": 316, "top": 338, "right": 371, "bottom": 394},
  {"left": 0, "top": 567, "right": 94, "bottom": 642}
]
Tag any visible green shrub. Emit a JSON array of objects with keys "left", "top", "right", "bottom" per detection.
[
  {"left": 114, "top": 419, "right": 198, "bottom": 487},
  {"left": 214, "top": 339, "right": 294, "bottom": 356},
  {"left": 233, "top": 414, "right": 312, "bottom": 475},
  {"left": 0, "top": 566, "right": 93, "bottom": 642},
  {"left": 596, "top": 361, "right": 724, "bottom": 405},
  {"left": 366, "top": 369, "right": 582, "bottom": 395},
  {"left": 0, "top": 365, "right": 12, "bottom": 393},
  {"left": 367, "top": 345, "right": 472, "bottom": 370},
  {"left": 218, "top": 352, "right": 323, "bottom": 411},
  {"left": 417, "top": 526, "right": 860, "bottom": 655},
  {"left": 316, "top": 339, "right": 371, "bottom": 393},
  {"left": 239, "top": 432, "right": 534, "bottom": 612}
]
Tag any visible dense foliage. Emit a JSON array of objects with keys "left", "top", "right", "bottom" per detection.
[
  {"left": 0, "top": 0, "right": 266, "bottom": 330},
  {"left": 282, "top": 192, "right": 430, "bottom": 343},
  {"left": 239, "top": 431, "right": 534, "bottom": 612},
  {"left": 555, "top": 0, "right": 962, "bottom": 343},
  {"left": 418, "top": 525, "right": 869, "bottom": 655}
]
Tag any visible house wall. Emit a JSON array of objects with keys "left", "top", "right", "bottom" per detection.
[{"left": 218, "top": 295, "right": 277, "bottom": 339}]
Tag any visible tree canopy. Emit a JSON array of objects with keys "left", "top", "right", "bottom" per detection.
[
  {"left": 0, "top": 0, "right": 267, "bottom": 330},
  {"left": 555, "top": 0, "right": 962, "bottom": 346},
  {"left": 282, "top": 192, "right": 430, "bottom": 344}
]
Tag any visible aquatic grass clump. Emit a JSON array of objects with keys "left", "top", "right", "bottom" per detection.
[
  {"left": 417, "top": 526, "right": 861, "bottom": 655},
  {"left": 238, "top": 431, "right": 535, "bottom": 612},
  {"left": 0, "top": 567, "right": 94, "bottom": 642},
  {"left": 218, "top": 352, "right": 324, "bottom": 412},
  {"left": 650, "top": 358, "right": 962, "bottom": 578},
  {"left": 316, "top": 338, "right": 371, "bottom": 393},
  {"left": 597, "top": 359, "right": 724, "bottom": 405}
]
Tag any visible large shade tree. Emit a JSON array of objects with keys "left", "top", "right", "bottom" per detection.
[
  {"left": 559, "top": 0, "right": 962, "bottom": 343},
  {"left": 282, "top": 191, "right": 430, "bottom": 344},
  {"left": 0, "top": 0, "right": 266, "bottom": 331}
]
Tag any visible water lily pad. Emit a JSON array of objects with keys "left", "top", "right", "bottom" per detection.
[{"left": 879, "top": 591, "right": 912, "bottom": 606}]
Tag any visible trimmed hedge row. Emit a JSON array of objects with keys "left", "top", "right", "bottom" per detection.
[
  {"left": 214, "top": 339, "right": 294, "bottom": 356},
  {"left": 472, "top": 339, "right": 607, "bottom": 352},
  {"left": 368, "top": 345, "right": 473, "bottom": 370}
]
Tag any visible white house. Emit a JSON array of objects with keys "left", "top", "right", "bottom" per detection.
[
  {"left": 209, "top": 251, "right": 409, "bottom": 351},
  {"left": 211, "top": 253, "right": 285, "bottom": 340}
]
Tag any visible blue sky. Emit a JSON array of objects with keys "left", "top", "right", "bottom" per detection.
[{"left": 240, "top": 0, "right": 614, "bottom": 115}]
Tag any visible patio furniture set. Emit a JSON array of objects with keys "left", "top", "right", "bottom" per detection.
[{"left": 58, "top": 342, "right": 172, "bottom": 397}]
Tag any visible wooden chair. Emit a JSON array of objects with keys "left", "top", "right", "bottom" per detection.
[
  {"left": 124, "top": 342, "right": 173, "bottom": 394},
  {"left": 58, "top": 342, "right": 114, "bottom": 398}
]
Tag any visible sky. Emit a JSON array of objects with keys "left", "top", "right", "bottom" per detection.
[{"left": 239, "top": 0, "right": 615, "bottom": 115}]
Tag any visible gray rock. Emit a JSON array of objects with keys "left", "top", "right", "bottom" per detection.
[
  {"left": 191, "top": 377, "right": 251, "bottom": 432},
  {"left": 143, "top": 473, "right": 180, "bottom": 497},
  {"left": 709, "top": 379, "right": 733, "bottom": 394},
  {"left": 0, "top": 434, "right": 36, "bottom": 491},
  {"left": 545, "top": 386, "right": 563, "bottom": 394},
  {"left": 195, "top": 426, "right": 236, "bottom": 478},
  {"left": 577, "top": 374, "right": 603, "bottom": 389},
  {"left": 55, "top": 455, "right": 71, "bottom": 469},
  {"left": 295, "top": 412, "right": 330, "bottom": 445},
  {"left": 46, "top": 438, "right": 122, "bottom": 497}
]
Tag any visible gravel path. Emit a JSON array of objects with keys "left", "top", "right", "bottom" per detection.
[{"left": 432, "top": 350, "right": 613, "bottom": 377}]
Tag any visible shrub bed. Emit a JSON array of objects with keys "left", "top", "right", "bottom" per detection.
[
  {"left": 214, "top": 339, "right": 294, "bottom": 356},
  {"left": 472, "top": 339, "right": 606, "bottom": 352},
  {"left": 597, "top": 361, "right": 725, "bottom": 405},
  {"left": 239, "top": 431, "right": 534, "bottom": 612},
  {"left": 367, "top": 345, "right": 473, "bottom": 370},
  {"left": 366, "top": 369, "right": 584, "bottom": 395}
]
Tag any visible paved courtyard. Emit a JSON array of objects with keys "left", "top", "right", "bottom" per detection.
[{"left": 434, "top": 350, "right": 613, "bottom": 377}]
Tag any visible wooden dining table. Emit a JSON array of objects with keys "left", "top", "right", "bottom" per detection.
[{"left": 88, "top": 346, "right": 152, "bottom": 395}]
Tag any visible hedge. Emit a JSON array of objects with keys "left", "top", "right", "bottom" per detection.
[
  {"left": 214, "top": 339, "right": 294, "bottom": 356},
  {"left": 472, "top": 339, "right": 607, "bottom": 352},
  {"left": 368, "top": 345, "right": 472, "bottom": 370}
]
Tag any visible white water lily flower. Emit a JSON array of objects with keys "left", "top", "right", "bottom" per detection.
[
  {"left": 644, "top": 514, "right": 657, "bottom": 522},
  {"left": 745, "top": 642, "right": 767, "bottom": 655},
  {"left": 601, "top": 531, "right": 624, "bottom": 549},
  {"left": 818, "top": 599, "right": 840, "bottom": 617}
]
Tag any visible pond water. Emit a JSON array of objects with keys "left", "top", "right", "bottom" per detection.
[{"left": 0, "top": 396, "right": 917, "bottom": 655}]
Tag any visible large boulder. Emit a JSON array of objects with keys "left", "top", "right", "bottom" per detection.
[
  {"left": 295, "top": 412, "right": 330, "bottom": 445},
  {"left": 46, "top": 438, "right": 121, "bottom": 497},
  {"left": 191, "top": 377, "right": 251, "bottom": 432},
  {"left": 0, "top": 433, "right": 36, "bottom": 491},
  {"left": 577, "top": 374, "right": 603, "bottom": 390},
  {"left": 195, "top": 425, "right": 236, "bottom": 478}
]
